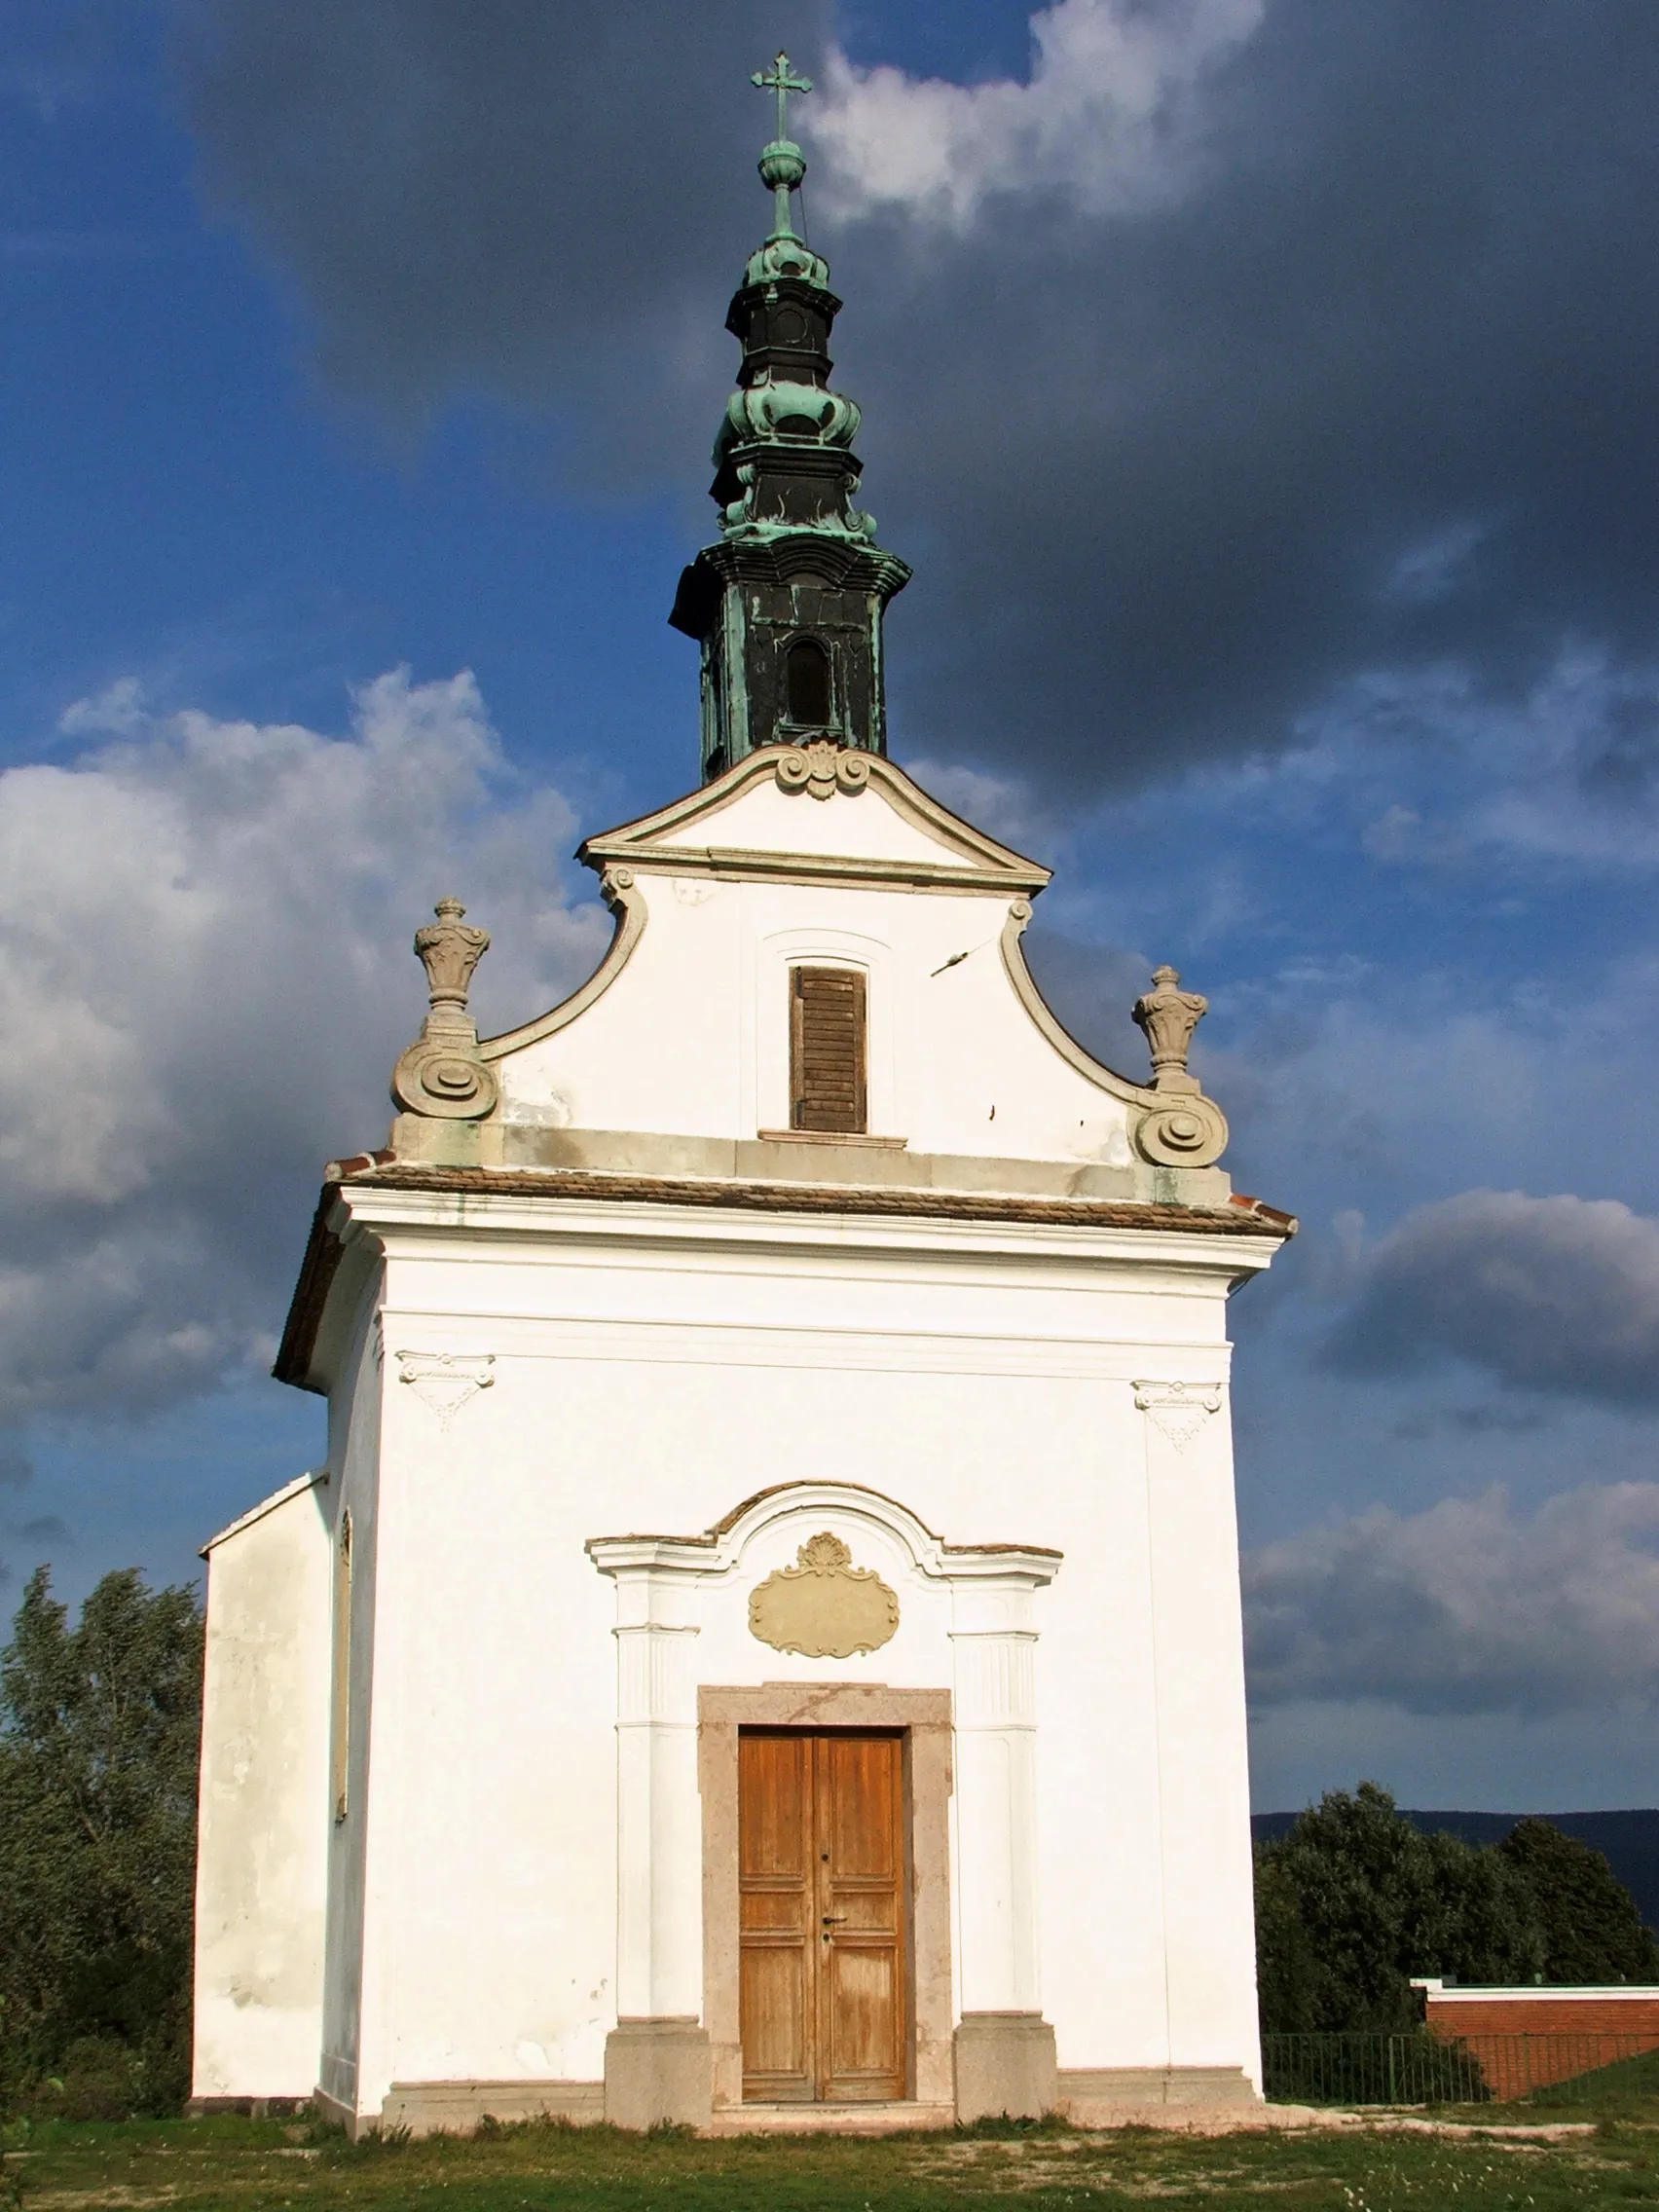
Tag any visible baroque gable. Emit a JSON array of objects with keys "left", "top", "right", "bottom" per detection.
[{"left": 355, "top": 739, "right": 1238, "bottom": 1201}]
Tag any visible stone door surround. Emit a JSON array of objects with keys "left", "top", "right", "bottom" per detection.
[{"left": 700, "top": 1683, "right": 955, "bottom": 2114}]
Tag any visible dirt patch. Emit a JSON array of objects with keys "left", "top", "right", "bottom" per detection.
[{"left": 27, "top": 2192, "right": 182, "bottom": 2210}]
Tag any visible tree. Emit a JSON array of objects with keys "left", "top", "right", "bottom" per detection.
[
  {"left": 1255, "top": 1783, "right": 1544, "bottom": 2035},
  {"left": 1420, "top": 1828, "right": 1545, "bottom": 1987},
  {"left": 1252, "top": 1840, "right": 1325, "bottom": 2034},
  {"left": 1255, "top": 1783, "right": 1442, "bottom": 2033},
  {"left": 1499, "top": 1817, "right": 1659, "bottom": 1984},
  {"left": 0, "top": 1567, "right": 203, "bottom": 2117}
]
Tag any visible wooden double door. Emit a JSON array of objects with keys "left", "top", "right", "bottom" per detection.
[{"left": 738, "top": 1730, "right": 907, "bottom": 2102}]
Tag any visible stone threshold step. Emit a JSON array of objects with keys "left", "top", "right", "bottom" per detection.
[{"left": 710, "top": 2100, "right": 956, "bottom": 2136}]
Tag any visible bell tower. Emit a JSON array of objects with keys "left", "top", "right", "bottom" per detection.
[{"left": 669, "top": 55, "right": 911, "bottom": 781}]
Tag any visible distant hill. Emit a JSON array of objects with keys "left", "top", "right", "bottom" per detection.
[{"left": 1252, "top": 1809, "right": 1659, "bottom": 1937}]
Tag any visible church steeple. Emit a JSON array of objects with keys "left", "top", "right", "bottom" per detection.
[{"left": 669, "top": 55, "right": 911, "bottom": 782}]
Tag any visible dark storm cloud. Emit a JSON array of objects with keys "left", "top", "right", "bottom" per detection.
[
  {"left": 1327, "top": 1190, "right": 1659, "bottom": 1405},
  {"left": 171, "top": 2, "right": 1659, "bottom": 793},
  {"left": 1244, "top": 1482, "right": 1659, "bottom": 1714},
  {"left": 844, "top": 0, "right": 1659, "bottom": 787},
  {"left": 171, "top": 0, "right": 829, "bottom": 461}
]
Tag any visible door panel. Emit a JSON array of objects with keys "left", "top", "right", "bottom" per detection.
[
  {"left": 738, "top": 1734, "right": 816, "bottom": 2100},
  {"left": 827, "top": 1943, "right": 901, "bottom": 2085},
  {"left": 740, "top": 1944, "right": 808, "bottom": 2081},
  {"left": 825, "top": 1735, "right": 898, "bottom": 1876},
  {"left": 739, "top": 1731, "right": 906, "bottom": 2103},
  {"left": 817, "top": 1733, "right": 904, "bottom": 2100}
]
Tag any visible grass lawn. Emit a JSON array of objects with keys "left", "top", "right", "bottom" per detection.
[{"left": 6, "top": 2109, "right": 1659, "bottom": 2212}]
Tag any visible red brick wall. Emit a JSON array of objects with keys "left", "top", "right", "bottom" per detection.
[{"left": 1428, "top": 1995, "right": 1659, "bottom": 2096}]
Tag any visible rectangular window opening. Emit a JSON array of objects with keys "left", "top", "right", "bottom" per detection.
[{"left": 790, "top": 966, "right": 867, "bottom": 1134}]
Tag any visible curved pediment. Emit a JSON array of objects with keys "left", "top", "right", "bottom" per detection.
[
  {"left": 578, "top": 742, "right": 1051, "bottom": 896},
  {"left": 585, "top": 1479, "right": 1061, "bottom": 1589}
]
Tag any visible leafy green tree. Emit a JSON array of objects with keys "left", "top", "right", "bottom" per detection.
[
  {"left": 1499, "top": 1817, "right": 1659, "bottom": 1984},
  {"left": 1255, "top": 1784, "right": 1442, "bottom": 2032},
  {"left": 1420, "top": 1828, "right": 1545, "bottom": 1987},
  {"left": 0, "top": 1567, "right": 203, "bottom": 2117},
  {"left": 1255, "top": 1783, "right": 1545, "bottom": 2035},
  {"left": 1252, "top": 1841, "right": 1325, "bottom": 2034},
  {"left": 1256, "top": 1785, "right": 1659, "bottom": 2040}
]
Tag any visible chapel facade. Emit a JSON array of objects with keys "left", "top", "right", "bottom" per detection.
[{"left": 191, "top": 63, "right": 1295, "bottom": 2136}]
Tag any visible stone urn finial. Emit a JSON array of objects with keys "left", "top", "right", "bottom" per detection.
[
  {"left": 391, "top": 898, "right": 499, "bottom": 1122},
  {"left": 1132, "top": 965, "right": 1209, "bottom": 1094},
  {"left": 414, "top": 897, "right": 490, "bottom": 1031}
]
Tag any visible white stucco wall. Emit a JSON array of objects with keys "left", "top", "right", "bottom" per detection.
[
  {"left": 312, "top": 1193, "right": 1272, "bottom": 2118},
  {"left": 193, "top": 1473, "right": 332, "bottom": 2100}
]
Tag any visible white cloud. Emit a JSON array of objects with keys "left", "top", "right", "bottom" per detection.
[
  {"left": 58, "top": 675, "right": 147, "bottom": 736},
  {"left": 1245, "top": 1482, "right": 1659, "bottom": 1714},
  {"left": 812, "top": 0, "right": 1264, "bottom": 228},
  {"left": 0, "top": 669, "right": 606, "bottom": 1422}
]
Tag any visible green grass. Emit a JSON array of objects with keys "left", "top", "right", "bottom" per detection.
[
  {"left": 5, "top": 2109, "right": 1659, "bottom": 2212},
  {"left": 1532, "top": 2046, "right": 1659, "bottom": 2109}
]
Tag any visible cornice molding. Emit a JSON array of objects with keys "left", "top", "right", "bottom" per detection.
[
  {"left": 273, "top": 1192, "right": 350, "bottom": 1393},
  {"left": 325, "top": 1163, "right": 1296, "bottom": 1241},
  {"left": 276, "top": 1172, "right": 1293, "bottom": 1400},
  {"left": 577, "top": 746, "right": 1051, "bottom": 892},
  {"left": 587, "top": 844, "right": 1042, "bottom": 896}
]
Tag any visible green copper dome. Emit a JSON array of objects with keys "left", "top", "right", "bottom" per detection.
[{"left": 668, "top": 55, "right": 910, "bottom": 782}]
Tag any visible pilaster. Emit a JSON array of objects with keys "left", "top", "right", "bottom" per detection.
[
  {"left": 599, "top": 1573, "right": 712, "bottom": 2126},
  {"left": 1136, "top": 1376, "right": 1262, "bottom": 2093},
  {"left": 950, "top": 1576, "right": 1057, "bottom": 2119}
]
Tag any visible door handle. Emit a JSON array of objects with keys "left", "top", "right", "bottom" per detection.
[{"left": 822, "top": 1914, "right": 848, "bottom": 1925}]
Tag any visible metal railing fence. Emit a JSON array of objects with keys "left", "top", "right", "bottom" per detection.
[{"left": 1262, "top": 2030, "right": 1659, "bottom": 2107}]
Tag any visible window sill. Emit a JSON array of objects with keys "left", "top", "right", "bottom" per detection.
[{"left": 757, "top": 1129, "right": 909, "bottom": 1150}]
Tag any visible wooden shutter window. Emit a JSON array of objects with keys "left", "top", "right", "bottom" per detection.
[{"left": 790, "top": 967, "right": 867, "bottom": 1133}]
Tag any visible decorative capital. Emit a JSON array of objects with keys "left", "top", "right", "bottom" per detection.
[
  {"left": 395, "top": 1349, "right": 496, "bottom": 1428},
  {"left": 1132, "top": 964, "right": 1208, "bottom": 1094},
  {"left": 775, "top": 737, "right": 872, "bottom": 800},
  {"left": 1133, "top": 1379, "right": 1224, "bottom": 1453}
]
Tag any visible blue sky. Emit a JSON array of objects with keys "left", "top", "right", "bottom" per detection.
[{"left": 4, "top": 0, "right": 1658, "bottom": 1814}]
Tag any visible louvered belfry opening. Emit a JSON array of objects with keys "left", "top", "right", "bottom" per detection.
[
  {"left": 785, "top": 637, "right": 832, "bottom": 728},
  {"left": 790, "top": 966, "right": 867, "bottom": 1133}
]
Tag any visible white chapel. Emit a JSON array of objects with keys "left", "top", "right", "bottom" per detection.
[{"left": 190, "top": 60, "right": 1295, "bottom": 2137}]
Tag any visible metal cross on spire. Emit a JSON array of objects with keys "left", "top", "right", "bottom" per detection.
[
  {"left": 751, "top": 53, "right": 813, "bottom": 240},
  {"left": 752, "top": 51, "right": 812, "bottom": 143}
]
